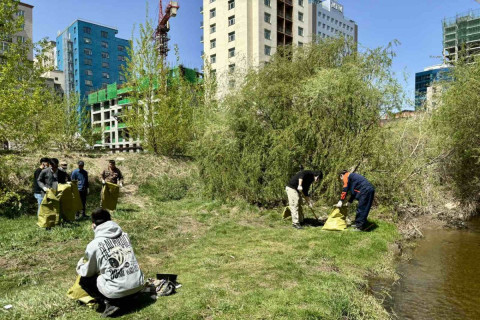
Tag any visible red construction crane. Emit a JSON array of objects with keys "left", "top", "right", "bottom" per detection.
[{"left": 155, "top": 1, "right": 179, "bottom": 59}]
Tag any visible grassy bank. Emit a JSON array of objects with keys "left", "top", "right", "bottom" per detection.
[{"left": 0, "top": 154, "right": 397, "bottom": 319}]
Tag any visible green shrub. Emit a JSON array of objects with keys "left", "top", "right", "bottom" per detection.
[{"left": 193, "top": 40, "right": 404, "bottom": 205}]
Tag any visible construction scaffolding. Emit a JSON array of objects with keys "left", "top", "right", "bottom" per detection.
[{"left": 443, "top": 9, "right": 480, "bottom": 63}]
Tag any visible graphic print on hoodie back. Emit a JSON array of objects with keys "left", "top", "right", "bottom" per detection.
[{"left": 76, "top": 221, "right": 144, "bottom": 299}]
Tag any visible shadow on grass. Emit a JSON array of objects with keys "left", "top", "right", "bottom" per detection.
[
  {"left": 109, "top": 294, "right": 158, "bottom": 318},
  {"left": 363, "top": 221, "right": 379, "bottom": 232},
  {"left": 303, "top": 217, "right": 325, "bottom": 228}
]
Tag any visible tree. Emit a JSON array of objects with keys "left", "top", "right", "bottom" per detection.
[
  {"left": 123, "top": 17, "right": 202, "bottom": 156},
  {"left": 194, "top": 39, "right": 405, "bottom": 205}
]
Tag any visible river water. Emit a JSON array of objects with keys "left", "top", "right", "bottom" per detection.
[{"left": 372, "top": 218, "right": 480, "bottom": 319}]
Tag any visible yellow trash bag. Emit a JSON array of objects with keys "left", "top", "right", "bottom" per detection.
[
  {"left": 101, "top": 182, "right": 120, "bottom": 211},
  {"left": 37, "top": 189, "right": 60, "bottom": 228},
  {"left": 322, "top": 207, "right": 348, "bottom": 231},
  {"left": 67, "top": 275, "right": 96, "bottom": 305},
  {"left": 58, "top": 182, "right": 83, "bottom": 221},
  {"left": 282, "top": 206, "right": 292, "bottom": 219}
]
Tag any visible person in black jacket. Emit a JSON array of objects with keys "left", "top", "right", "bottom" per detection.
[
  {"left": 37, "top": 158, "right": 68, "bottom": 195},
  {"left": 335, "top": 170, "right": 375, "bottom": 231},
  {"left": 33, "top": 157, "right": 50, "bottom": 216},
  {"left": 286, "top": 170, "right": 323, "bottom": 229}
]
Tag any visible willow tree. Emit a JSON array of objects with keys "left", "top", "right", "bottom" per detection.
[
  {"left": 123, "top": 18, "right": 202, "bottom": 156},
  {"left": 194, "top": 39, "right": 405, "bottom": 205}
]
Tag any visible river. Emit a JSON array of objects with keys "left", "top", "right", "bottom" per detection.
[{"left": 371, "top": 217, "right": 480, "bottom": 319}]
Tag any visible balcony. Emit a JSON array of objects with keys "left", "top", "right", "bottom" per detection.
[
  {"left": 118, "top": 98, "right": 131, "bottom": 105},
  {"left": 201, "top": 35, "right": 204, "bottom": 43},
  {"left": 200, "top": 6, "right": 203, "bottom": 13},
  {"left": 200, "top": 21, "right": 204, "bottom": 29}
]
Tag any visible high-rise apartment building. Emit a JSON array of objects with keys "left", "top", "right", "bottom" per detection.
[
  {"left": 0, "top": 2, "right": 34, "bottom": 60},
  {"left": 201, "top": 0, "right": 357, "bottom": 97},
  {"left": 56, "top": 20, "right": 130, "bottom": 99},
  {"left": 312, "top": 0, "right": 357, "bottom": 42},
  {"left": 443, "top": 9, "right": 480, "bottom": 64}
]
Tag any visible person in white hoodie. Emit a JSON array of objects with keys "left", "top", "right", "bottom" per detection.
[{"left": 76, "top": 208, "right": 144, "bottom": 317}]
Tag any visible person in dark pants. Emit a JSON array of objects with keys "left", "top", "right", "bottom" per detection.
[
  {"left": 77, "top": 208, "right": 144, "bottom": 317},
  {"left": 33, "top": 157, "right": 50, "bottom": 216},
  {"left": 71, "top": 161, "right": 89, "bottom": 220},
  {"left": 335, "top": 170, "right": 375, "bottom": 231},
  {"left": 286, "top": 170, "right": 323, "bottom": 229}
]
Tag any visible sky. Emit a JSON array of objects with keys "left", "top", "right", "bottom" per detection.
[{"left": 28, "top": 0, "right": 480, "bottom": 108}]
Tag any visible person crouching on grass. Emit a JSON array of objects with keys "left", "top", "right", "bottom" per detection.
[
  {"left": 285, "top": 170, "right": 323, "bottom": 229},
  {"left": 77, "top": 208, "right": 144, "bottom": 317}
]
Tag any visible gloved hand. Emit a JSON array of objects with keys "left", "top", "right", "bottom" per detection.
[
  {"left": 101, "top": 179, "right": 106, "bottom": 185},
  {"left": 42, "top": 187, "right": 48, "bottom": 192},
  {"left": 334, "top": 200, "right": 343, "bottom": 208},
  {"left": 297, "top": 185, "right": 303, "bottom": 191},
  {"left": 119, "top": 182, "right": 123, "bottom": 188},
  {"left": 345, "top": 202, "right": 350, "bottom": 207},
  {"left": 67, "top": 181, "right": 72, "bottom": 185}
]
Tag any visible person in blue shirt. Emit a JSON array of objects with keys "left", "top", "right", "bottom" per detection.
[
  {"left": 71, "top": 161, "right": 89, "bottom": 220},
  {"left": 335, "top": 170, "right": 375, "bottom": 231}
]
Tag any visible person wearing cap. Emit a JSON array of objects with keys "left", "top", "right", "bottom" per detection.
[
  {"left": 76, "top": 208, "right": 144, "bottom": 317},
  {"left": 37, "top": 158, "right": 69, "bottom": 195},
  {"left": 100, "top": 160, "right": 124, "bottom": 187},
  {"left": 285, "top": 170, "right": 323, "bottom": 229},
  {"left": 71, "top": 161, "right": 89, "bottom": 220},
  {"left": 33, "top": 157, "right": 50, "bottom": 216},
  {"left": 59, "top": 161, "right": 72, "bottom": 182},
  {"left": 334, "top": 170, "right": 375, "bottom": 231}
]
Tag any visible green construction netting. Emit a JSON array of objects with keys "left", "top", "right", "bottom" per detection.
[
  {"left": 98, "top": 89, "right": 107, "bottom": 102},
  {"left": 88, "top": 92, "right": 98, "bottom": 105},
  {"left": 107, "top": 83, "right": 117, "bottom": 99}
]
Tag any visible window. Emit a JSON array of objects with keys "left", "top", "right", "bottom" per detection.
[
  {"left": 20, "top": 24, "right": 24, "bottom": 30},
  {"left": 210, "top": 24, "right": 216, "bottom": 34},
  {"left": 228, "top": 47, "right": 235, "bottom": 58},
  {"left": 298, "top": 41, "right": 303, "bottom": 47},
  {"left": 228, "top": 0, "right": 235, "bottom": 10},
  {"left": 298, "top": 12, "right": 304, "bottom": 22},
  {"left": 101, "top": 31, "right": 109, "bottom": 38},
  {"left": 102, "top": 52, "right": 110, "bottom": 59},
  {"left": 85, "top": 70, "right": 93, "bottom": 76},
  {"left": 84, "top": 58, "right": 92, "bottom": 65},
  {"left": 102, "top": 62, "right": 109, "bottom": 68},
  {"left": 298, "top": 0, "right": 304, "bottom": 6},
  {"left": 84, "top": 48, "right": 92, "bottom": 55},
  {"left": 264, "top": 0, "right": 271, "bottom": 6},
  {"left": 228, "top": 80, "right": 235, "bottom": 89},
  {"left": 118, "top": 55, "right": 126, "bottom": 61},
  {"left": 228, "top": 31, "right": 235, "bottom": 42},
  {"left": 264, "top": 29, "right": 271, "bottom": 40},
  {"left": 84, "top": 37, "right": 91, "bottom": 44},
  {"left": 210, "top": 8, "right": 216, "bottom": 18},
  {"left": 298, "top": 27, "right": 304, "bottom": 36},
  {"left": 102, "top": 72, "right": 110, "bottom": 79},
  {"left": 75, "top": 58, "right": 78, "bottom": 64},
  {"left": 210, "top": 39, "right": 216, "bottom": 49},
  {"left": 85, "top": 80, "right": 93, "bottom": 86},
  {"left": 118, "top": 45, "right": 125, "bottom": 52},
  {"left": 228, "top": 15, "right": 235, "bottom": 26},
  {"left": 264, "top": 12, "right": 271, "bottom": 23},
  {"left": 210, "top": 54, "right": 216, "bottom": 64},
  {"left": 83, "top": 27, "right": 91, "bottom": 34},
  {"left": 102, "top": 41, "right": 109, "bottom": 48},
  {"left": 16, "top": 10, "right": 25, "bottom": 17},
  {"left": 229, "top": 63, "right": 235, "bottom": 73},
  {"left": 119, "top": 75, "right": 126, "bottom": 81},
  {"left": 264, "top": 45, "right": 271, "bottom": 56},
  {"left": 102, "top": 83, "right": 108, "bottom": 89},
  {"left": 209, "top": 0, "right": 215, "bottom": 2},
  {"left": 16, "top": 36, "right": 25, "bottom": 43}
]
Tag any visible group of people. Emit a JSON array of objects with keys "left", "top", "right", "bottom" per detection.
[
  {"left": 286, "top": 169, "right": 375, "bottom": 231},
  {"left": 33, "top": 158, "right": 124, "bottom": 220}
]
